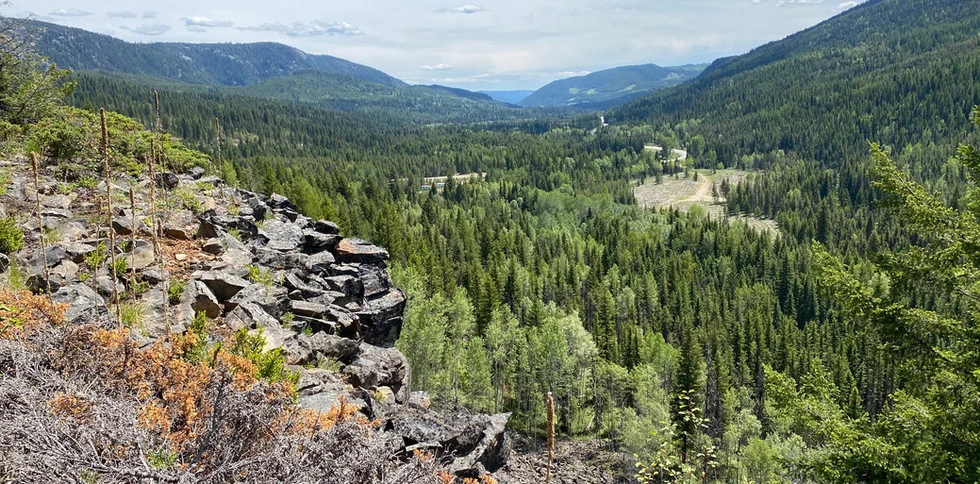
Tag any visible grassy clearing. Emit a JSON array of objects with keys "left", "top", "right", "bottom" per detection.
[{"left": 633, "top": 169, "right": 779, "bottom": 236}]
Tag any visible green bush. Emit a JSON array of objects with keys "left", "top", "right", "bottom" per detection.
[
  {"left": 0, "top": 216, "right": 24, "bottom": 254},
  {"left": 167, "top": 279, "right": 186, "bottom": 305}
]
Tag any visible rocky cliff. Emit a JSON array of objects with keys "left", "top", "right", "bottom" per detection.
[{"left": 0, "top": 158, "right": 510, "bottom": 480}]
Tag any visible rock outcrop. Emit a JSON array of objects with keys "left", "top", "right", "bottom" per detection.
[{"left": 0, "top": 161, "right": 509, "bottom": 479}]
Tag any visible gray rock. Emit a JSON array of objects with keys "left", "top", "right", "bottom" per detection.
[
  {"left": 187, "top": 166, "right": 206, "bottom": 179},
  {"left": 162, "top": 215, "right": 199, "bottom": 240},
  {"left": 356, "top": 289, "right": 407, "bottom": 348},
  {"left": 63, "top": 242, "right": 96, "bottom": 263},
  {"left": 41, "top": 208, "right": 72, "bottom": 219},
  {"left": 246, "top": 197, "right": 270, "bottom": 221},
  {"left": 112, "top": 215, "right": 147, "bottom": 236},
  {"left": 389, "top": 409, "right": 511, "bottom": 476},
  {"left": 141, "top": 267, "right": 167, "bottom": 285},
  {"left": 335, "top": 238, "right": 389, "bottom": 264},
  {"left": 49, "top": 260, "right": 79, "bottom": 281},
  {"left": 357, "top": 264, "right": 391, "bottom": 298},
  {"left": 121, "top": 242, "right": 155, "bottom": 271},
  {"left": 258, "top": 219, "right": 304, "bottom": 252},
  {"left": 254, "top": 247, "right": 308, "bottom": 270},
  {"left": 228, "top": 283, "right": 281, "bottom": 315},
  {"left": 202, "top": 238, "right": 225, "bottom": 255},
  {"left": 305, "top": 251, "right": 336, "bottom": 274},
  {"left": 51, "top": 284, "right": 107, "bottom": 324},
  {"left": 155, "top": 172, "right": 180, "bottom": 190},
  {"left": 313, "top": 219, "right": 341, "bottom": 235},
  {"left": 303, "top": 230, "right": 341, "bottom": 252},
  {"left": 322, "top": 275, "right": 363, "bottom": 299},
  {"left": 95, "top": 274, "right": 123, "bottom": 302},
  {"left": 196, "top": 270, "right": 249, "bottom": 301},
  {"left": 281, "top": 332, "right": 360, "bottom": 366},
  {"left": 40, "top": 194, "right": 71, "bottom": 210},
  {"left": 267, "top": 193, "right": 298, "bottom": 212},
  {"left": 181, "top": 280, "right": 221, "bottom": 319},
  {"left": 225, "top": 300, "right": 280, "bottom": 330},
  {"left": 342, "top": 343, "right": 411, "bottom": 403},
  {"left": 290, "top": 300, "right": 327, "bottom": 318}
]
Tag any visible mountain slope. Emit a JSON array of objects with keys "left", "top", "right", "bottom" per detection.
[
  {"left": 607, "top": 0, "right": 980, "bottom": 166},
  {"left": 519, "top": 63, "right": 706, "bottom": 108},
  {"left": 18, "top": 18, "right": 405, "bottom": 87}
]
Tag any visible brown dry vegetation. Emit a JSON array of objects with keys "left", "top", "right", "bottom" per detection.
[{"left": 0, "top": 289, "right": 444, "bottom": 483}]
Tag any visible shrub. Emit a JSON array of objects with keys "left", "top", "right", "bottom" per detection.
[
  {"left": 84, "top": 242, "right": 107, "bottom": 270},
  {"left": 119, "top": 302, "right": 145, "bottom": 328},
  {"left": 167, "top": 279, "right": 186, "bottom": 305},
  {"left": 0, "top": 216, "right": 24, "bottom": 254}
]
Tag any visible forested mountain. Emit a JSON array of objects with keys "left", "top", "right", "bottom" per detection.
[
  {"left": 607, "top": 0, "right": 980, "bottom": 167},
  {"left": 70, "top": 70, "right": 564, "bottom": 126},
  {"left": 19, "top": 18, "right": 405, "bottom": 87},
  {"left": 519, "top": 63, "right": 707, "bottom": 109}
]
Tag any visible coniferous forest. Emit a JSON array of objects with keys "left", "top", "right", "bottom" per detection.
[{"left": 5, "top": 0, "right": 980, "bottom": 481}]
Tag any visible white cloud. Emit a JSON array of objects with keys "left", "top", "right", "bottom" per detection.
[
  {"left": 556, "top": 70, "right": 591, "bottom": 78},
  {"left": 421, "top": 64, "right": 453, "bottom": 71},
  {"left": 107, "top": 11, "right": 137, "bottom": 19},
  {"left": 837, "top": 1, "right": 858, "bottom": 9},
  {"left": 49, "top": 8, "right": 91, "bottom": 17},
  {"left": 776, "top": 0, "right": 823, "bottom": 5},
  {"left": 122, "top": 24, "right": 172, "bottom": 36},
  {"left": 143, "top": 12, "right": 158, "bottom": 19},
  {"left": 239, "top": 21, "right": 363, "bottom": 37},
  {"left": 184, "top": 16, "right": 234, "bottom": 30},
  {"left": 437, "top": 5, "right": 485, "bottom": 14}
]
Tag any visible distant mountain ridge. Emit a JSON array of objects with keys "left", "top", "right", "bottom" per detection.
[
  {"left": 18, "top": 18, "right": 405, "bottom": 87},
  {"left": 606, "top": 0, "right": 980, "bottom": 165},
  {"left": 518, "top": 63, "right": 707, "bottom": 108},
  {"left": 479, "top": 90, "right": 535, "bottom": 105}
]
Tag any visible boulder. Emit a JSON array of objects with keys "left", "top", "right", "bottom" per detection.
[
  {"left": 112, "top": 215, "right": 148, "bottom": 236},
  {"left": 290, "top": 300, "right": 328, "bottom": 318},
  {"left": 202, "top": 238, "right": 225, "bottom": 255},
  {"left": 39, "top": 194, "right": 71, "bottom": 210},
  {"left": 187, "top": 166, "right": 206, "bottom": 179},
  {"left": 342, "top": 343, "right": 410, "bottom": 403},
  {"left": 258, "top": 219, "right": 304, "bottom": 252},
  {"left": 335, "top": 238, "right": 390, "bottom": 264},
  {"left": 389, "top": 409, "right": 511, "bottom": 477},
  {"left": 162, "top": 214, "right": 199, "bottom": 240},
  {"left": 155, "top": 172, "right": 180, "bottom": 190},
  {"left": 280, "top": 332, "right": 360, "bottom": 366},
  {"left": 51, "top": 284, "right": 107, "bottom": 324},
  {"left": 303, "top": 230, "right": 341, "bottom": 252},
  {"left": 63, "top": 242, "right": 96, "bottom": 263},
  {"left": 227, "top": 283, "right": 282, "bottom": 315},
  {"left": 267, "top": 193, "right": 298, "bottom": 212},
  {"left": 305, "top": 251, "right": 336, "bottom": 274},
  {"left": 196, "top": 270, "right": 250, "bottom": 301},
  {"left": 121, "top": 242, "right": 155, "bottom": 270},
  {"left": 239, "top": 198, "right": 264, "bottom": 221},
  {"left": 181, "top": 280, "right": 221, "bottom": 319},
  {"left": 356, "top": 289, "right": 407, "bottom": 347},
  {"left": 225, "top": 301, "right": 280, "bottom": 330},
  {"left": 313, "top": 219, "right": 342, "bottom": 235}
]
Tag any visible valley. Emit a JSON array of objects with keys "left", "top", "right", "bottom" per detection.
[{"left": 2, "top": 0, "right": 980, "bottom": 482}]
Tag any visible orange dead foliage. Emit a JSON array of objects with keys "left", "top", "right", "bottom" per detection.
[{"left": 0, "top": 288, "right": 67, "bottom": 338}]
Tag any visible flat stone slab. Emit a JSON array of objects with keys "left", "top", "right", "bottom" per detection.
[{"left": 335, "top": 238, "right": 389, "bottom": 264}]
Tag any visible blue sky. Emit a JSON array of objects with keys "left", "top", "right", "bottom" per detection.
[{"left": 14, "top": 0, "right": 866, "bottom": 90}]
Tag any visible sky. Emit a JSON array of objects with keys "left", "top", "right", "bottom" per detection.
[{"left": 12, "top": 0, "right": 866, "bottom": 91}]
